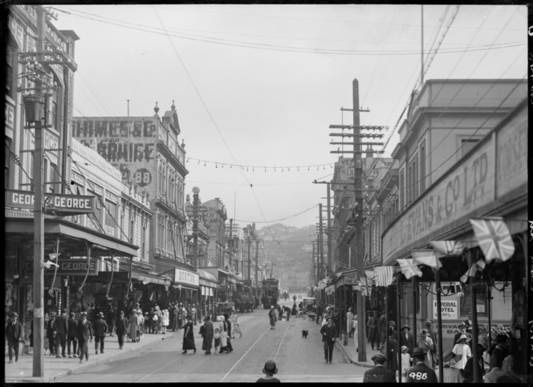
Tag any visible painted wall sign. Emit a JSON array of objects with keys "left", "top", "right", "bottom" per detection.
[
  {"left": 433, "top": 299, "right": 459, "bottom": 320},
  {"left": 174, "top": 268, "right": 199, "bottom": 287},
  {"left": 72, "top": 118, "right": 158, "bottom": 188},
  {"left": 496, "top": 111, "right": 527, "bottom": 197},
  {"left": 58, "top": 258, "right": 98, "bottom": 276},
  {"left": 383, "top": 138, "right": 495, "bottom": 263}
]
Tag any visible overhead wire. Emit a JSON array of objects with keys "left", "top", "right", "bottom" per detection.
[
  {"left": 52, "top": 6, "right": 524, "bottom": 56},
  {"left": 152, "top": 7, "right": 268, "bottom": 223}
]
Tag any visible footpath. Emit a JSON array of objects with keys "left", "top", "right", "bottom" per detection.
[{"left": 4, "top": 330, "right": 177, "bottom": 383}]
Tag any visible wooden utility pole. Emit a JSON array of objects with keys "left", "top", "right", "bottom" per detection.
[
  {"left": 255, "top": 239, "right": 259, "bottom": 296},
  {"left": 318, "top": 204, "right": 324, "bottom": 280},
  {"left": 32, "top": 6, "right": 45, "bottom": 377},
  {"left": 247, "top": 227, "right": 251, "bottom": 282},
  {"left": 312, "top": 241, "right": 316, "bottom": 284},
  {"left": 326, "top": 184, "right": 332, "bottom": 274},
  {"left": 352, "top": 79, "right": 367, "bottom": 362},
  {"left": 228, "top": 218, "right": 233, "bottom": 270},
  {"left": 192, "top": 187, "right": 200, "bottom": 269}
]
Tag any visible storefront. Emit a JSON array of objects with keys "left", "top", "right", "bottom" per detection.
[
  {"left": 198, "top": 269, "right": 217, "bottom": 319},
  {"left": 172, "top": 267, "right": 199, "bottom": 308},
  {"left": 382, "top": 99, "right": 528, "bottom": 377},
  {"left": 5, "top": 215, "right": 138, "bottom": 349}
]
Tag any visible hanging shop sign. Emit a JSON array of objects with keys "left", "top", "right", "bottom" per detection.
[
  {"left": 57, "top": 258, "right": 98, "bottom": 276},
  {"left": 432, "top": 298, "right": 459, "bottom": 320},
  {"left": 174, "top": 268, "right": 199, "bottom": 287},
  {"left": 5, "top": 190, "right": 95, "bottom": 215}
]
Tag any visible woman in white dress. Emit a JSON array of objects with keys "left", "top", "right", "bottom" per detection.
[{"left": 161, "top": 309, "right": 169, "bottom": 334}]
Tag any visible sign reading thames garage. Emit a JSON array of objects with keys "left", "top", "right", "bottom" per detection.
[{"left": 174, "top": 269, "right": 199, "bottom": 287}]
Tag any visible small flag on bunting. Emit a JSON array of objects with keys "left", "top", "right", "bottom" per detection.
[
  {"left": 374, "top": 266, "right": 394, "bottom": 287},
  {"left": 412, "top": 249, "right": 441, "bottom": 269},
  {"left": 469, "top": 218, "right": 515, "bottom": 263},
  {"left": 460, "top": 259, "right": 486, "bottom": 283},
  {"left": 397, "top": 258, "right": 423, "bottom": 279},
  {"left": 430, "top": 240, "right": 464, "bottom": 257}
]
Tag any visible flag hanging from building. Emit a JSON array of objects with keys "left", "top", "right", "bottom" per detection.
[
  {"left": 430, "top": 240, "right": 464, "bottom": 257},
  {"left": 374, "top": 266, "right": 394, "bottom": 287},
  {"left": 411, "top": 249, "right": 442, "bottom": 269},
  {"left": 460, "top": 259, "right": 487, "bottom": 283},
  {"left": 397, "top": 258, "right": 423, "bottom": 279},
  {"left": 469, "top": 218, "right": 515, "bottom": 263}
]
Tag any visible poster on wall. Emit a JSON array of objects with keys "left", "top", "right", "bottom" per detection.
[{"left": 433, "top": 298, "right": 459, "bottom": 320}]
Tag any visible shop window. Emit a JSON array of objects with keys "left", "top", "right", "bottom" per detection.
[
  {"left": 105, "top": 199, "right": 117, "bottom": 228},
  {"left": 461, "top": 139, "right": 480, "bottom": 158}
]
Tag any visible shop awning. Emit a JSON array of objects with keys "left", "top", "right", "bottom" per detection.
[
  {"left": 198, "top": 269, "right": 218, "bottom": 283},
  {"left": 171, "top": 283, "right": 199, "bottom": 291},
  {"left": 6, "top": 218, "right": 138, "bottom": 257},
  {"left": 131, "top": 271, "right": 171, "bottom": 286}
]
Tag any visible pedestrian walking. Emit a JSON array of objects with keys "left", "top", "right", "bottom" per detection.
[
  {"left": 320, "top": 317, "right": 336, "bottom": 364},
  {"left": 177, "top": 303, "right": 185, "bottom": 330},
  {"left": 488, "top": 333, "right": 509, "bottom": 370},
  {"left": 224, "top": 314, "right": 233, "bottom": 353},
  {"left": 214, "top": 319, "right": 221, "bottom": 353},
  {"left": 77, "top": 311, "right": 93, "bottom": 363},
  {"left": 162, "top": 308, "right": 169, "bottom": 334},
  {"left": 405, "top": 347, "right": 438, "bottom": 383},
  {"left": 363, "top": 352, "right": 396, "bottom": 383},
  {"left": 230, "top": 312, "right": 243, "bottom": 339},
  {"left": 400, "top": 345, "right": 411, "bottom": 382},
  {"left": 346, "top": 307, "right": 354, "bottom": 338},
  {"left": 136, "top": 310, "right": 144, "bottom": 341},
  {"left": 115, "top": 310, "right": 128, "bottom": 349},
  {"left": 94, "top": 312, "right": 108, "bottom": 354},
  {"left": 449, "top": 334, "right": 471, "bottom": 382},
  {"left": 67, "top": 312, "right": 78, "bottom": 358},
  {"left": 462, "top": 343, "right": 485, "bottom": 383},
  {"left": 6, "top": 312, "right": 22, "bottom": 363},
  {"left": 417, "top": 329, "right": 435, "bottom": 368},
  {"left": 53, "top": 310, "right": 68, "bottom": 358},
  {"left": 46, "top": 311, "right": 57, "bottom": 357},
  {"left": 367, "top": 312, "right": 378, "bottom": 350},
  {"left": 377, "top": 313, "right": 387, "bottom": 347},
  {"left": 386, "top": 332, "right": 398, "bottom": 374},
  {"left": 256, "top": 360, "right": 281, "bottom": 383},
  {"left": 268, "top": 306, "right": 277, "bottom": 330},
  {"left": 128, "top": 310, "right": 138, "bottom": 342},
  {"left": 400, "top": 325, "right": 415, "bottom": 355},
  {"left": 182, "top": 315, "right": 196, "bottom": 354},
  {"left": 200, "top": 316, "right": 214, "bottom": 355},
  {"left": 219, "top": 316, "right": 229, "bottom": 353}
]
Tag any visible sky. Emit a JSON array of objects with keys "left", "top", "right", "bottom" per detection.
[{"left": 50, "top": 4, "right": 527, "bottom": 229}]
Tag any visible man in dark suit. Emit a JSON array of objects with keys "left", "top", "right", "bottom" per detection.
[
  {"left": 320, "top": 317, "right": 337, "bottom": 364},
  {"left": 54, "top": 310, "right": 68, "bottom": 358},
  {"left": 46, "top": 311, "right": 57, "bottom": 356},
  {"left": 94, "top": 312, "right": 109, "bottom": 354},
  {"left": 115, "top": 310, "right": 128, "bottom": 350},
  {"left": 363, "top": 352, "right": 397, "bottom": 383},
  {"left": 400, "top": 325, "right": 415, "bottom": 355},
  {"left": 405, "top": 347, "right": 438, "bottom": 383},
  {"left": 6, "top": 312, "right": 22, "bottom": 363},
  {"left": 67, "top": 312, "right": 78, "bottom": 358},
  {"left": 77, "top": 311, "right": 93, "bottom": 363}
]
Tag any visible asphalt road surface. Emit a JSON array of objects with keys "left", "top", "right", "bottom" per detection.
[{"left": 55, "top": 310, "right": 366, "bottom": 382}]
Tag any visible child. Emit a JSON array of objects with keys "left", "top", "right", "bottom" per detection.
[
  {"left": 256, "top": 360, "right": 280, "bottom": 383},
  {"left": 213, "top": 319, "right": 221, "bottom": 353},
  {"left": 400, "top": 345, "right": 411, "bottom": 382}
]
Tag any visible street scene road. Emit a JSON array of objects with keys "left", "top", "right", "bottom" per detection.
[{"left": 54, "top": 311, "right": 364, "bottom": 383}]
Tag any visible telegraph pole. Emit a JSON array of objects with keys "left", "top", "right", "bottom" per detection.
[
  {"left": 318, "top": 204, "right": 324, "bottom": 281},
  {"left": 255, "top": 239, "right": 259, "bottom": 297},
  {"left": 247, "top": 227, "right": 251, "bottom": 283},
  {"left": 326, "top": 185, "right": 331, "bottom": 275},
  {"left": 192, "top": 187, "right": 200, "bottom": 269},
  {"left": 328, "top": 79, "right": 386, "bottom": 362},
  {"left": 32, "top": 6, "right": 45, "bottom": 377},
  {"left": 228, "top": 218, "right": 233, "bottom": 270},
  {"left": 312, "top": 241, "right": 316, "bottom": 284}
]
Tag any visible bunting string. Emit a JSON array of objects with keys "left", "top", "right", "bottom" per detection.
[{"left": 186, "top": 157, "right": 335, "bottom": 173}]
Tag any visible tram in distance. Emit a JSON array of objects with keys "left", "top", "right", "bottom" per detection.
[{"left": 261, "top": 278, "right": 279, "bottom": 309}]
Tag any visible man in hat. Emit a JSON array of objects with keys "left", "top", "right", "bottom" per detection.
[
  {"left": 406, "top": 347, "right": 438, "bottom": 383},
  {"left": 94, "top": 311, "right": 109, "bottom": 354},
  {"left": 320, "top": 317, "right": 337, "bottom": 364},
  {"left": 77, "top": 311, "right": 93, "bottom": 362},
  {"left": 453, "top": 321, "right": 468, "bottom": 345},
  {"left": 363, "top": 352, "right": 396, "bottom": 383},
  {"left": 53, "top": 310, "right": 68, "bottom": 358},
  {"left": 6, "top": 312, "right": 22, "bottom": 363},
  {"left": 400, "top": 325, "right": 415, "bottom": 355}
]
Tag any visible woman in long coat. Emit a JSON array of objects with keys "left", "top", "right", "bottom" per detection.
[
  {"left": 268, "top": 306, "right": 277, "bottom": 329},
  {"left": 128, "top": 310, "right": 138, "bottom": 342},
  {"left": 200, "top": 316, "right": 213, "bottom": 355},
  {"left": 182, "top": 316, "right": 196, "bottom": 354}
]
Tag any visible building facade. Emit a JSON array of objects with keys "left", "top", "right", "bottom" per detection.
[{"left": 71, "top": 103, "right": 199, "bottom": 305}]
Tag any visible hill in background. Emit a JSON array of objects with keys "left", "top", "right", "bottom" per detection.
[{"left": 257, "top": 223, "right": 314, "bottom": 294}]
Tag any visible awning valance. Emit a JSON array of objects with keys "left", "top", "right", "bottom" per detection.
[
  {"left": 197, "top": 269, "right": 218, "bottom": 283},
  {"left": 131, "top": 272, "right": 170, "bottom": 286}
]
